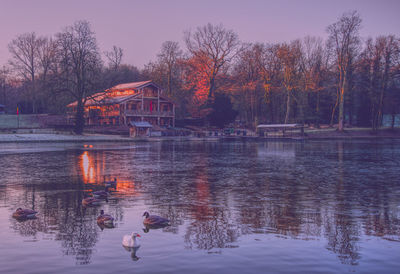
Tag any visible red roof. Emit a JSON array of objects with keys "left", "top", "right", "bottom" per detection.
[
  {"left": 109, "top": 80, "right": 153, "bottom": 91},
  {"left": 67, "top": 80, "right": 174, "bottom": 107}
]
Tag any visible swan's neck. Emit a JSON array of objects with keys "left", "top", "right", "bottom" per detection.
[{"left": 133, "top": 237, "right": 140, "bottom": 247}]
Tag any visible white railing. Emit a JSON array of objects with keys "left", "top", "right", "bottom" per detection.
[{"left": 123, "top": 110, "right": 174, "bottom": 117}]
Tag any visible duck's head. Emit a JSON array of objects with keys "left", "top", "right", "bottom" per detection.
[
  {"left": 100, "top": 210, "right": 104, "bottom": 215},
  {"left": 131, "top": 232, "right": 141, "bottom": 238},
  {"left": 16, "top": 208, "right": 22, "bottom": 211},
  {"left": 142, "top": 211, "right": 150, "bottom": 218},
  {"left": 114, "top": 177, "right": 117, "bottom": 182}
]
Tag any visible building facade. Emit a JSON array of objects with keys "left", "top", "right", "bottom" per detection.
[{"left": 67, "top": 81, "right": 175, "bottom": 127}]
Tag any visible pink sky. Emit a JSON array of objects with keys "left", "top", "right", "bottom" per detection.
[{"left": 1, "top": 0, "right": 399, "bottom": 69}]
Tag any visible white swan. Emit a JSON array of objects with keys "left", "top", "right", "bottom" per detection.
[{"left": 122, "top": 232, "right": 141, "bottom": 248}]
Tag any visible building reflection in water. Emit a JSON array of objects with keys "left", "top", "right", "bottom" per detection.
[
  {"left": 81, "top": 151, "right": 95, "bottom": 184},
  {"left": 3, "top": 149, "right": 139, "bottom": 265},
  {"left": 79, "top": 150, "right": 139, "bottom": 197},
  {"left": 1, "top": 141, "right": 400, "bottom": 266}
]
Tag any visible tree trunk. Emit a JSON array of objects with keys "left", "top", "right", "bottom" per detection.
[
  {"left": 298, "top": 91, "right": 306, "bottom": 125},
  {"left": 1, "top": 84, "right": 6, "bottom": 107},
  {"left": 338, "top": 74, "right": 346, "bottom": 131},
  {"left": 284, "top": 90, "right": 291, "bottom": 124},
  {"left": 330, "top": 87, "right": 339, "bottom": 127},
  {"left": 74, "top": 99, "right": 85, "bottom": 134},
  {"left": 32, "top": 73, "right": 36, "bottom": 114},
  {"left": 348, "top": 90, "right": 353, "bottom": 126},
  {"left": 316, "top": 89, "right": 320, "bottom": 128},
  {"left": 270, "top": 102, "right": 274, "bottom": 124},
  {"left": 338, "top": 87, "right": 345, "bottom": 131},
  {"left": 377, "top": 83, "right": 386, "bottom": 130},
  {"left": 167, "top": 67, "right": 172, "bottom": 96},
  {"left": 208, "top": 76, "right": 215, "bottom": 99}
]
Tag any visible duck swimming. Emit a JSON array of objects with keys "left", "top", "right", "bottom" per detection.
[
  {"left": 142, "top": 211, "right": 170, "bottom": 226},
  {"left": 82, "top": 197, "right": 101, "bottom": 207},
  {"left": 92, "top": 187, "right": 110, "bottom": 199},
  {"left": 97, "top": 210, "right": 114, "bottom": 226},
  {"left": 12, "top": 208, "right": 38, "bottom": 219},
  {"left": 122, "top": 232, "right": 141, "bottom": 248}
]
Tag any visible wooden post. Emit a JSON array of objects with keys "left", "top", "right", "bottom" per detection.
[
  {"left": 141, "top": 88, "right": 144, "bottom": 111},
  {"left": 122, "top": 102, "right": 125, "bottom": 125}
]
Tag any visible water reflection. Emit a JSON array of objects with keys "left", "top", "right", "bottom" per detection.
[
  {"left": 0, "top": 141, "right": 399, "bottom": 269},
  {"left": 143, "top": 223, "right": 170, "bottom": 233},
  {"left": 123, "top": 246, "right": 141, "bottom": 261},
  {"left": 7, "top": 189, "right": 101, "bottom": 265},
  {"left": 98, "top": 223, "right": 115, "bottom": 230},
  {"left": 81, "top": 151, "right": 95, "bottom": 183}
]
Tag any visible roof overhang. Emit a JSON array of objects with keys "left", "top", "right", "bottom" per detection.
[{"left": 129, "top": 121, "right": 153, "bottom": 128}]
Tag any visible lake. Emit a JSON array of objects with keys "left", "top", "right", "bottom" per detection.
[{"left": 0, "top": 140, "right": 399, "bottom": 273}]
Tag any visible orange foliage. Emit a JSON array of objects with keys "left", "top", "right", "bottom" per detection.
[{"left": 181, "top": 54, "right": 212, "bottom": 117}]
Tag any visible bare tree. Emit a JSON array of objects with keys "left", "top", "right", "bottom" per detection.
[
  {"left": 157, "top": 41, "right": 182, "bottom": 96},
  {"left": 104, "top": 45, "right": 123, "bottom": 69},
  {"left": 38, "top": 37, "right": 58, "bottom": 82},
  {"left": 233, "top": 43, "right": 263, "bottom": 125},
  {"left": 56, "top": 20, "right": 102, "bottom": 134},
  {"left": 361, "top": 35, "right": 400, "bottom": 130},
  {"left": 375, "top": 36, "right": 399, "bottom": 129},
  {"left": 277, "top": 41, "right": 302, "bottom": 124},
  {"left": 327, "top": 11, "right": 362, "bottom": 131},
  {"left": 0, "top": 66, "right": 11, "bottom": 107},
  {"left": 299, "top": 36, "right": 327, "bottom": 126},
  {"left": 185, "top": 23, "right": 242, "bottom": 100},
  {"left": 8, "top": 32, "right": 46, "bottom": 113}
]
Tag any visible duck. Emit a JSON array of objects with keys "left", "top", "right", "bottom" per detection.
[
  {"left": 12, "top": 208, "right": 38, "bottom": 219},
  {"left": 142, "top": 211, "right": 170, "bottom": 226},
  {"left": 82, "top": 197, "right": 101, "bottom": 207},
  {"left": 104, "top": 176, "right": 117, "bottom": 189},
  {"left": 97, "top": 210, "right": 114, "bottom": 226},
  {"left": 92, "top": 187, "right": 110, "bottom": 199},
  {"left": 122, "top": 232, "right": 141, "bottom": 248}
]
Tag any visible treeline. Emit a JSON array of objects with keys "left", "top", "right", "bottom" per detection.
[{"left": 0, "top": 11, "right": 399, "bottom": 133}]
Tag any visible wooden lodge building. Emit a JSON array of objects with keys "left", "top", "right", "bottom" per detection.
[{"left": 67, "top": 80, "right": 175, "bottom": 127}]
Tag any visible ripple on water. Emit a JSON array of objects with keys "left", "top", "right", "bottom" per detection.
[{"left": 0, "top": 140, "right": 399, "bottom": 273}]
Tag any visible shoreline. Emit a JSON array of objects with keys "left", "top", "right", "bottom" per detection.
[{"left": 0, "top": 128, "right": 399, "bottom": 143}]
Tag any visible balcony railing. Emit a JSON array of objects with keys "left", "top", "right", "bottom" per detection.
[{"left": 123, "top": 110, "right": 174, "bottom": 117}]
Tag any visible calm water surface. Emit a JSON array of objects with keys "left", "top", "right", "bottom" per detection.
[{"left": 0, "top": 140, "right": 399, "bottom": 273}]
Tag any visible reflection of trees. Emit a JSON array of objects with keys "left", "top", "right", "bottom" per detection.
[
  {"left": 185, "top": 207, "right": 240, "bottom": 250},
  {"left": 322, "top": 141, "right": 360, "bottom": 265},
  {"left": 2, "top": 150, "right": 128, "bottom": 265},
  {"left": 55, "top": 206, "right": 99, "bottom": 265},
  {"left": 185, "top": 166, "right": 240, "bottom": 250},
  {"left": 135, "top": 140, "right": 400, "bottom": 261},
  {"left": 1, "top": 141, "right": 400, "bottom": 266},
  {"left": 7, "top": 184, "right": 101, "bottom": 265},
  {"left": 324, "top": 212, "right": 360, "bottom": 265}
]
